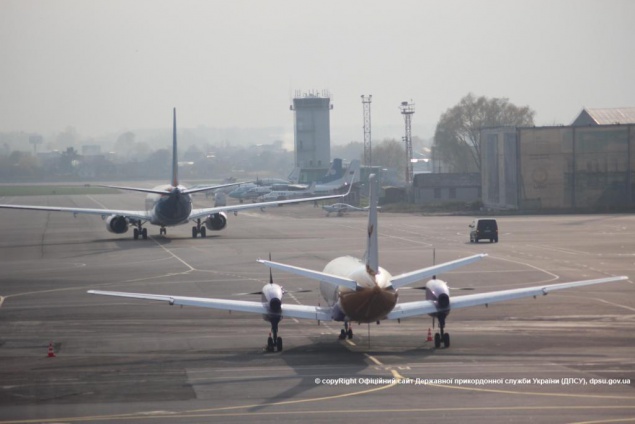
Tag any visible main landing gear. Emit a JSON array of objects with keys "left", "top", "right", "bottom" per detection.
[
  {"left": 159, "top": 227, "right": 167, "bottom": 236},
  {"left": 338, "top": 321, "right": 353, "bottom": 340},
  {"left": 132, "top": 223, "right": 148, "bottom": 240},
  {"left": 434, "top": 315, "right": 450, "bottom": 348},
  {"left": 266, "top": 319, "right": 283, "bottom": 352},
  {"left": 192, "top": 219, "right": 207, "bottom": 238}
]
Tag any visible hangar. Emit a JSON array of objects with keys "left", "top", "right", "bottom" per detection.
[{"left": 481, "top": 108, "right": 635, "bottom": 211}]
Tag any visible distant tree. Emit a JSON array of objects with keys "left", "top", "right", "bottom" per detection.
[
  {"left": 433, "top": 93, "right": 535, "bottom": 172},
  {"left": 113, "top": 131, "right": 136, "bottom": 158},
  {"left": 332, "top": 141, "right": 364, "bottom": 163},
  {"left": 374, "top": 139, "right": 406, "bottom": 178},
  {"left": 55, "top": 127, "right": 81, "bottom": 151},
  {"left": 60, "top": 147, "right": 80, "bottom": 176},
  {"left": 144, "top": 149, "right": 170, "bottom": 178}
]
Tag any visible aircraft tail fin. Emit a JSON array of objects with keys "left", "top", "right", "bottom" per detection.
[
  {"left": 345, "top": 160, "right": 360, "bottom": 185},
  {"left": 364, "top": 173, "right": 379, "bottom": 275},
  {"left": 171, "top": 108, "right": 178, "bottom": 187}
]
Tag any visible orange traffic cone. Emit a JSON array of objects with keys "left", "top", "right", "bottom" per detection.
[
  {"left": 47, "top": 341, "right": 56, "bottom": 357},
  {"left": 426, "top": 328, "right": 433, "bottom": 342}
]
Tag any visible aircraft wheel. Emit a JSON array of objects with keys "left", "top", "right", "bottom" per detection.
[
  {"left": 133, "top": 228, "right": 139, "bottom": 240},
  {"left": 192, "top": 226, "right": 198, "bottom": 238},
  {"left": 339, "top": 329, "right": 346, "bottom": 340},
  {"left": 443, "top": 333, "right": 450, "bottom": 348},
  {"left": 276, "top": 337, "right": 283, "bottom": 352},
  {"left": 347, "top": 329, "right": 353, "bottom": 339},
  {"left": 266, "top": 336, "right": 274, "bottom": 352},
  {"left": 200, "top": 227, "right": 206, "bottom": 238},
  {"left": 142, "top": 228, "right": 148, "bottom": 239},
  {"left": 434, "top": 333, "right": 441, "bottom": 348}
]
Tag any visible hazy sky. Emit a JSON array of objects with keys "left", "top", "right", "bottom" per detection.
[{"left": 1, "top": 0, "right": 633, "bottom": 142}]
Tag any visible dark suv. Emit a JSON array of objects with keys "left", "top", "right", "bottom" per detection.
[{"left": 469, "top": 218, "right": 498, "bottom": 243}]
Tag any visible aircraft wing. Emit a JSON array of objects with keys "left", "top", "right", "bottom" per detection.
[
  {"left": 386, "top": 275, "right": 628, "bottom": 320},
  {"left": 188, "top": 185, "right": 354, "bottom": 220},
  {"left": 0, "top": 204, "right": 150, "bottom": 221},
  {"left": 389, "top": 254, "right": 487, "bottom": 289},
  {"left": 87, "top": 290, "right": 333, "bottom": 321}
]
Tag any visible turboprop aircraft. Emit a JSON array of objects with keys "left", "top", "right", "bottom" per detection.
[
  {"left": 87, "top": 174, "right": 627, "bottom": 350},
  {"left": 0, "top": 109, "right": 351, "bottom": 240}
]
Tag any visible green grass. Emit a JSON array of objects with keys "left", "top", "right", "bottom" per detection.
[{"left": 0, "top": 185, "right": 120, "bottom": 196}]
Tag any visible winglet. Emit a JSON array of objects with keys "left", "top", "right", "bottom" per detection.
[
  {"left": 364, "top": 173, "right": 379, "bottom": 275},
  {"left": 171, "top": 108, "right": 178, "bottom": 187}
]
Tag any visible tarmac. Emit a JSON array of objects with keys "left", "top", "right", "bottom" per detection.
[{"left": 0, "top": 190, "right": 633, "bottom": 423}]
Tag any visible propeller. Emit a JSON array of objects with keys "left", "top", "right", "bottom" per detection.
[{"left": 233, "top": 253, "right": 311, "bottom": 296}]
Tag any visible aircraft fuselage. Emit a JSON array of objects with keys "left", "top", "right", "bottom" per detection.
[
  {"left": 144, "top": 185, "right": 193, "bottom": 226},
  {"left": 320, "top": 256, "right": 398, "bottom": 323}
]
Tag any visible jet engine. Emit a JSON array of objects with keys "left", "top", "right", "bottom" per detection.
[
  {"left": 106, "top": 215, "right": 129, "bottom": 234},
  {"left": 205, "top": 212, "right": 227, "bottom": 231}
]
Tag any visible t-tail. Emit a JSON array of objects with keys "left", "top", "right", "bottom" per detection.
[
  {"left": 365, "top": 173, "right": 379, "bottom": 275},
  {"left": 172, "top": 108, "right": 179, "bottom": 188}
]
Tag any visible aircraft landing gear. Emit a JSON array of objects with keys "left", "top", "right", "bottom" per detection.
[
  {"left": 159, "top": 227, "right": 166, "bottom": 236},
  {"left": 338, "top": 321, "right": 353, "bottom": 340},
  {"left": 434, "top": 315, "right": 450, "bottom": 348},
  {"left": 266, "top": 319, "right": 283, "bottom": 352},
  {"left": 133, "top": 224, "right": 148, "bottom": 240},
  {"left": 191, "top": 219, "right": 207, "bottom": 238}
]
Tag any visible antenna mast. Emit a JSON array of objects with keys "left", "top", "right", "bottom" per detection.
[
  {"left": 399, "top": 101, "right": 415, "bottom": 184},
  {"left": 362, "top": 95, "right": 372, "bottom": 166}
]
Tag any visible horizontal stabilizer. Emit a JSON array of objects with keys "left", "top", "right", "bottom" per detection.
[
  {"left": 257, "top": 259, "right": 358, "bottom": 291},
  {"left": 389, "top": 254, "right": 487, "bottom": 289}
]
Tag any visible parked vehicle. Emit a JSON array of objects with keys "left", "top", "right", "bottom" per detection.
[{"left": 469, "top": 218, "right": 498, "bottom": 243}]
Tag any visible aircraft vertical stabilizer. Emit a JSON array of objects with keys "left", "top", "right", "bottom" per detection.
[
  {"left": 171, "top": 108, "right": 179, "bottom": 187},
  {"left": 365, "top": 173, "right": 379, "bottom": 275}
]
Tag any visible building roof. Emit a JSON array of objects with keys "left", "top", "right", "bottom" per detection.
[{"left": 572, "top": 107, "right": 635, "bottom": 126}]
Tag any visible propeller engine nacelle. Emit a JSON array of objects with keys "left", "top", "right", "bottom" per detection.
[
  {"left": 106, "top": 215, "right": 129, "bottom": 234},
  {"left": 205, "top": 212, "right": 227, "bottom": 231}
]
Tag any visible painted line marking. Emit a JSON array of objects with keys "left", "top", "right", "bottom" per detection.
[{"left": 364, "top": 353, "right": 383, "bottom": 366}]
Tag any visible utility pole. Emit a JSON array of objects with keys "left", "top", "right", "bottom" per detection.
[
  {"left": 400, "top": 101, "right": 415, "bottom": 185},
  {"left": 362, "top": 95, "right": 372, "bottom": 166}
]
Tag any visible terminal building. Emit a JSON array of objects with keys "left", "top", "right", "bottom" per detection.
[{"left": 481, "top": 108, "right": 635, "bottom": 211}]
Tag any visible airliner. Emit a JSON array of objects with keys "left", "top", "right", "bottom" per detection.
[
  {"left": 0, "top": 109, "right": 351, "bottom": 240},
  {"left": 88, "top": 174, "right": 627, "bottom": 350},
  {"left": 322, "top": 203, "right": 373, "bottom": 217},
  {"left": 286, "top": 160, "right": 360, "bottom": 195}
]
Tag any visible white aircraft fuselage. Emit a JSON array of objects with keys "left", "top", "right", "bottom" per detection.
[{"left": 320, "top": 256, "right": 397, "bottom": 323}]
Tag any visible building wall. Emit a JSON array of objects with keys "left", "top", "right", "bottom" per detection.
[
  {"left": 413, "top": 173, "right": 481, "bottom": 204},
  {"left": 481, "top": 124, "right": 635, "bottom": 211},
  {"left": 292, "top": 95, "right": 331, "bottom": 171}
]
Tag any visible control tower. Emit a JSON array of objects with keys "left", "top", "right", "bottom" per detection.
[{"left": 290, "top": 90, "right": 332, "bottom": 183}]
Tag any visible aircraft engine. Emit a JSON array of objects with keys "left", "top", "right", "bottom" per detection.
[
  {"left": 106, "top": 215, "right": 129, "bottom": 234},
  {"left": 205, "top": 212, "right": 227, "bottom": 231}
]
